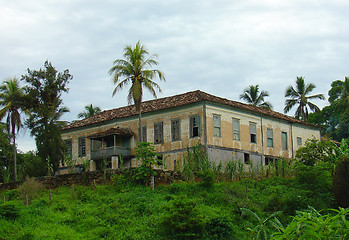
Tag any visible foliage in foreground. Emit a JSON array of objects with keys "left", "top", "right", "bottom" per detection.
[
  {"left": 0, "top": 176, "right": 345, "bottom": 240},
  {"left": 271, "top": 207, "right": 349, "bottom": 239}
]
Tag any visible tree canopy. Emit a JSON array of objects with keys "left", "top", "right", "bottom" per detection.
[
  {"left": 308, "top": 77, "right": 349, "bottom": 141},
  {"left": 77, "top": 104, "right": 101, "bottom": 119},
  {"left": 21, "top": 61, "right": 72, "bottom": 174},
  {"left": 284, "top": 76, "right": 325, "bottom": 121},
  {"left": 239, "top": 85, "right": 272, "bottom": 109}
]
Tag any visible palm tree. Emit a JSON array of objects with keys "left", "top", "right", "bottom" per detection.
[
  {"left": 239, "top": 85, "right": 273, "bottom": 109},
  {"left": 284, "top": 76, "right": 325, "bottom": 121},
  {"left": 109, "top": 41, "right": 165, "bottom": 142},
  {"left": 77, "top": 104, "right": 101, "bottom": 119},
  {"left": 0, "top": 78, "right": 26, "bottom": 181}
]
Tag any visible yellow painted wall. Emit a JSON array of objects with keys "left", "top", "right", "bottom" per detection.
[{"left": 61, "top": 102, "right": 321, "bottom": 170}]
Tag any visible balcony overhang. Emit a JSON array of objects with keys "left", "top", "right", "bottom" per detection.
[{"left": 87, "top": 127, "right": 134, "bottom": 139}]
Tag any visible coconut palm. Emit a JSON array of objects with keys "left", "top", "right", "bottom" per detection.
[
  {"left": 240, "top": 85, "right": 273, "bottom": 109},
  {"left": 284, "top": 76, "right": 325, "bottom": 121},
  {"left": 77, "top": 104, "right": 101, "bottom": 119},
  {"left": 109, "top": 41, "right": 165, "bottom": 142},
  {"left": 0, "top": 78, "right": 26, "bottom": 181}
]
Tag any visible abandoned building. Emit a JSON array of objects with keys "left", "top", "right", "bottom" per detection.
[{"left": 60, "top": 90, "right": 321, "bottom": 174}]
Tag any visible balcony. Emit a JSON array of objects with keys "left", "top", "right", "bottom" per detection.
[
  {"left": 87, "top": 127, "right": 134, "bottom": 160},
  {"left": 91, "top": 146, "right": 131, "bottom": 160}
]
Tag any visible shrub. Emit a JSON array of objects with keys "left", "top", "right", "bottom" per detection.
[
  {"left": 205, "top": 216, "right": 235, "bottom": 239},
  {"left": 0, "top": 202, "right": 20, "bottom": 220},
  {"left": 295, "top": 139, "right": 336, "bottom": 166},
  {"left": 112, "top": 174, "right": 130, "bottom": 192},
  {"left": 333, "top": 156, "right": 349, "bottom": 207},
  {"left": 17, "top": 177, "right": 44, "bottom": 204},
  {"left": 196, "top": 169, "right": 216, "bottom": 188},
  {"left": 160, "top": 196, "right": 205, "bottom": 239},
  {"left": 269, "top": 193, "right": 310, "bottom": 216},
  {"left": 3, "top": 189, "right": 20, "bottom": 201},
  {"left": 76, "top": 186, "right": 93, "bottom": 202},
  {"left": 295, "top": 162, "right": 333, "bottom": 208}
]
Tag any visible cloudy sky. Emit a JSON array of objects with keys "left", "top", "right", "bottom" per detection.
[{"left": 1, "top": 0, "right": 349, "bottom": 152}]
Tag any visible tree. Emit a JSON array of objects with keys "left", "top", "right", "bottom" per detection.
[
  {"left": 333, "top": 155, "right": 349, "bottom": 207},
  {"left": 239, "top": 85, "right": 272, "bottom": 109},
  {"left": 328, "top": 77, "right": 349, "bottom": 113},
  {"left": 109, "top": 41, "right": 165, "bottom": 142},
  {"left": 0, "top": 123, "right": 13, "bottom": 182},
  {"left": 21, "top": 61, "right": 72, "bottom": 174},
  {"left": 284, "top": 76, "right": 325, "bottom": 121},
  {"left": 77, "top": 104, "right": 101, "bottom": 119},
  {"left": 308, "top": 78, "right": 349, "bottom": 141},
  {"left": 0, "top": 78, "right": 27, "bottom": 181}
]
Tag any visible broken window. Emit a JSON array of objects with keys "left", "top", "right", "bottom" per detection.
[
  {"left": 171, "top": 119, "right": 181, "bottom": 141},
  {"left": 154, "top": 122, "right": 164, "bottom": 144},
  {"left": 78, "top": 137, "right": 86, "bottom": 157},
  {"left": 213, "top": 114, "right": 221, "bottom": 137},
  {"left": 190, "top": 115, "right": 200, "bottom": 138}
]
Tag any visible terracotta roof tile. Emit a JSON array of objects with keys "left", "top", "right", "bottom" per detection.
[{"left": 62, "top": 90, "right": 318, "bottom": 131}]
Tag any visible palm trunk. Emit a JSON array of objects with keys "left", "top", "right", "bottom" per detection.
[
  {"left": 138, "top": 106, "right": 142, "bottom": 143},
  {"left": 13, "top": 134, "right": 17, "bottom": 181}
]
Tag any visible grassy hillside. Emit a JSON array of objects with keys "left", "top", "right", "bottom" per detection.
[{"left": 0, "top": 175, "right": 344, "bottom": 240}]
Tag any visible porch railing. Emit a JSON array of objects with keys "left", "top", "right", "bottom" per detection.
[{"left": 90, "top": 146, "right": 131, "bottom": 160}]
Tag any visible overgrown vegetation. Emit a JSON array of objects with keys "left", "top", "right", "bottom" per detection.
[
  {"left": 132, "top": 142, "right": 161, "bottom": 185},
  {"left": 0, "top": 140, "right": 348, "bottom": 239},
  {"left": 0, "top": 178, "right": 347, "bottom": 239}
]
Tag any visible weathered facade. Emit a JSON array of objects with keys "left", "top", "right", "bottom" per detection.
[{"left": 60, "top": 90, "right": 321, "bottom": 173}]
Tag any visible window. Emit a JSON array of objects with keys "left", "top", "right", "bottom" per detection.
[
  {"left": 65, "top": 139, "right": 72, "bottom": 157},
  {"left": 232, "top": 118, "right": 240, "bottom": 141},
  {"left": 171, "top": 119, "right": 181, "bottom": 141},
  {"left": 265, "top": 157, "right": 275, "bottom": 165},
  {"left": 138, "top": 125, "right": 147, "bottom": 142},
  {"left": 250, "top": 122, "right": 257, "bottom": 143},
  {"left": 244, "top": 153, "right": 250, "bottom": 164},
  {"left": 213, "top": 114, "right": 221, "bottom": 137},
  {"left": 157, "top": 155, "right": 163, "bottom": 166},
  {"left": 154, "top": 122, "right": 163, "bottom": 144},
  {"left": 78, "top": 137, "right": 86, "bottom": 157},
  {"left": 190, "top": 115, "right": 200, "bottom": 138},
  {"left": 267, "top": 128, "right": 273, "bottom": 147},
  {"left": 174, "top": 159, "right": 177, "bottom": 171},
  {"left": 282, "top": 132, "right": 288, "bottom": 150},
  {"left": 297, "top": 137, "right": 302, "bottom": 146}
]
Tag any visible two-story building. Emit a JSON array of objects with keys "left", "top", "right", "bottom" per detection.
[{"left": 60, "top": 90, "right": 320, "bottom": 173}]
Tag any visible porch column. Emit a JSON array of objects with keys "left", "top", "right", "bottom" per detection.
[
  {"left": 89, "top": 160, "right": 96, "bottom": 171},
  {"left": 111, "top": 156, "right": 119, "bottom": 169}
]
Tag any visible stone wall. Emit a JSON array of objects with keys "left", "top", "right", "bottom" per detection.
[{"left": 0, "top": 169, "right": 182, "bottom": 191}]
